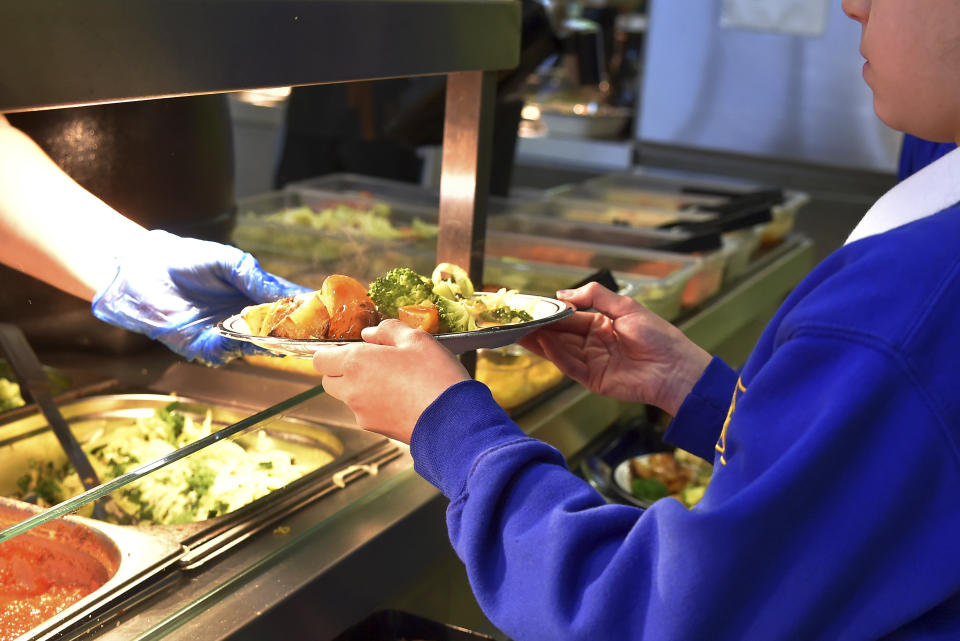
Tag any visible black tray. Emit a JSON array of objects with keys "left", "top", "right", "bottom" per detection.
[{"left": 330, "top": 610, "right": 498, "bottom": 641}]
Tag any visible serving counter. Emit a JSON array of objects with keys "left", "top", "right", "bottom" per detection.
[{"left": 0, "top": 233, "right": 813, "bottom": 641}]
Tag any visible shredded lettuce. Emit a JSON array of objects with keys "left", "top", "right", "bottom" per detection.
[
  {"left": 14, "top": 404, "right": 326, "bottom": 525},
  {"left": 0, "top": 378, "right": 25, "bottom": 413}
]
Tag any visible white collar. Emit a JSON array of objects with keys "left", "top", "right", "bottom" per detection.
[{"left": 845, "top": 146, "right": 960, "bottom": 245}]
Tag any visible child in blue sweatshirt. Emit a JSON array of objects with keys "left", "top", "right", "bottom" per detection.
[{"left": 314, "top": 0, "right": 960, "bottom": 638}]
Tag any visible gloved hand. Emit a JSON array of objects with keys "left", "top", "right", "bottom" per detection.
[{"left": 92, "top": 229, "right": 310, "bottom": 365}]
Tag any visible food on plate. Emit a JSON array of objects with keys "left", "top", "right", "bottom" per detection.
[
  {"left": 13, "top": 403, "right": 325, "bottom": 525},
  {"left": 239, "top": 263, "right": 539, "bottom": 342},
  {"left": 324, "top": 274, "right": 381, "bottom": 339},
  {"left": 368, "top": 263, "right": 535, "bottom": 333},
  {"left": 397, "top": 302, "right": 440, "bottom": 334},
  {"left": 0, "top": 378, "right": 25, "bottom": 413},
  {"left": 242, "top": 274, "right": 380, "bottom": 340},
  {"left": 628, "top": 449, "right": 713, "bottom": 508}
]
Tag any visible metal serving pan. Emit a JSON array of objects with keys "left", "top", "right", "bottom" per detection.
[
  {"left": 0, "top": 394, "right": 395, "bottom": 566},
  {"left": 0, "top": 496, "right": 183, "bottom": 641}
]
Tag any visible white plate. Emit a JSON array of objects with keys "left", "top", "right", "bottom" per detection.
[{"left": 217, "top": 294, "right": 574, "bottom": 357}]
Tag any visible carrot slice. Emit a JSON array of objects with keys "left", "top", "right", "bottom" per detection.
[{"left": 398, "top": 303, "right": 440, "bottom": 334}]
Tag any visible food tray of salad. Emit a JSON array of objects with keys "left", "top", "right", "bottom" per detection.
[
  {"left": 0, "top": 395, "right": 386, "bottom": 545},
  {"left": 287, "top": 173, "right": 444, "bottom": 212},
  {"left": 230, "top": 189, "right": 440, "bottom": 269},
  {"left": 0, "top": 358, "right": 71, "bottom": 414}
]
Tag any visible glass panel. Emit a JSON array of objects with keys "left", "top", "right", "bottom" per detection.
[{"left": 231, "top": 189, "right": 441, "bottom": 283}]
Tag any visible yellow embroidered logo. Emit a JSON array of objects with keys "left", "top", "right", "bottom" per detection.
[{"left": 715, "top": 377, "right": 746, "bottom": 466}]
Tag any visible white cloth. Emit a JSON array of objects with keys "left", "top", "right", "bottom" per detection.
[{"left": 845, "top": 147, "right": 960, "bottom": 245}]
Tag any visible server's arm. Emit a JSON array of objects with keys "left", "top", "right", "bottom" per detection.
[{"left": 0, "top": 114, "right": 307, "bottom": 364}]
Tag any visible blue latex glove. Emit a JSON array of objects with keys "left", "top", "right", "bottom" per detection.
[{"left": 92, "top": 229, "right": 310, "bottom": 365}]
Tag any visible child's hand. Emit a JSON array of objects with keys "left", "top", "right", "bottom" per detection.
[
  {"left": 519, "top": 282, "right": 712, "bottom": 415},
  {"left": 313, "top": 319, "right": 469, "bottom": 443}
]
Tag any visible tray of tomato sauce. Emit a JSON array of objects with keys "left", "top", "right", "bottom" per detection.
[{"left": 0, "top": 498, "right": 182, "bottom": 641}]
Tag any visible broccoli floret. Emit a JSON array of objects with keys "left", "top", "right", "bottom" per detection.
[
  {"left": 368, "top": 267, "right": 435, "bottom": 319},
  {"left": 435, "top": 297, "right": 478, "bottom": 333},
  {"left": 478, "top": 306, "right": 533, "bottom": 325}
]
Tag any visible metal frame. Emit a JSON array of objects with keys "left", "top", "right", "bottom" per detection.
[{"left": 437, "top": 71, "right": 498, "bottom": 284}]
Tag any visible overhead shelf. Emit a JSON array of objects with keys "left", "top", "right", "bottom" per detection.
[{"left": 0, "top": 0, "right": 521, "bottom": 112}]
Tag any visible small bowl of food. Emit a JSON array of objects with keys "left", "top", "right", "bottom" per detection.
[{"left": 611, "top": 448, "right": 713, "bottom": 509}]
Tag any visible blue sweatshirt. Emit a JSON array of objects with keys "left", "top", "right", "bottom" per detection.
[
  {"left": 410, "top": 203, "right": 960, "bottom": 641},
  {"left": 898, "top": 134, "right": 956, "bottom": 181}
]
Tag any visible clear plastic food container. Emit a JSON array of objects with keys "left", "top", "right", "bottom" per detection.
[
  {"left": 231, "top": 189, "right": 439, "bottom": 278},
  {"left": 488, "top": 207, "right": 713, "bottom": 250},
  {"left": 287, "top": 173, "right": 443, "bottom": 212},
  {"left": 475, "top": 345, "right": 565, "bottom": 410},
  {"left": 555, "top": 170, "right": 809, "bottom": 249},
  {"left": 548, "top": 178, "right": 727, "bottom": 211},
  {"left": 722, "top": 226, "right": 764, "bottom": 283},
  {"left": 562, "top": 169, "right": 757, "bottom": 203},
  {"left": 487, "top": 208, "right": 743, "bottom": 290},
  {"left": 484, "top": 231, "right": 720, "bottom": 311},
  {"left": 287, "top": 172, "right": 536, "bottom": 219},
  {"left": 762, "top": 191, "right": 809, "bottom": 247},
  {"left": 516, "top": 195, "right": 715, "bottom": 229},
  {"left": 481, "top": 256, "right": 696, "bottom": 321}
]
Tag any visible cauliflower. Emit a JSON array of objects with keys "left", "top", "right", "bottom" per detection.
[
  {"left": 431, "top": 262, "right": 474, "bottom": 299},
  {"left": 435, "top": 297, "right": 478, "bottom": 333}
]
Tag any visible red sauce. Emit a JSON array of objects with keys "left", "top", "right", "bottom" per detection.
[{"left": 0, "top": 536, "right": 108, "bottom": 640}]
